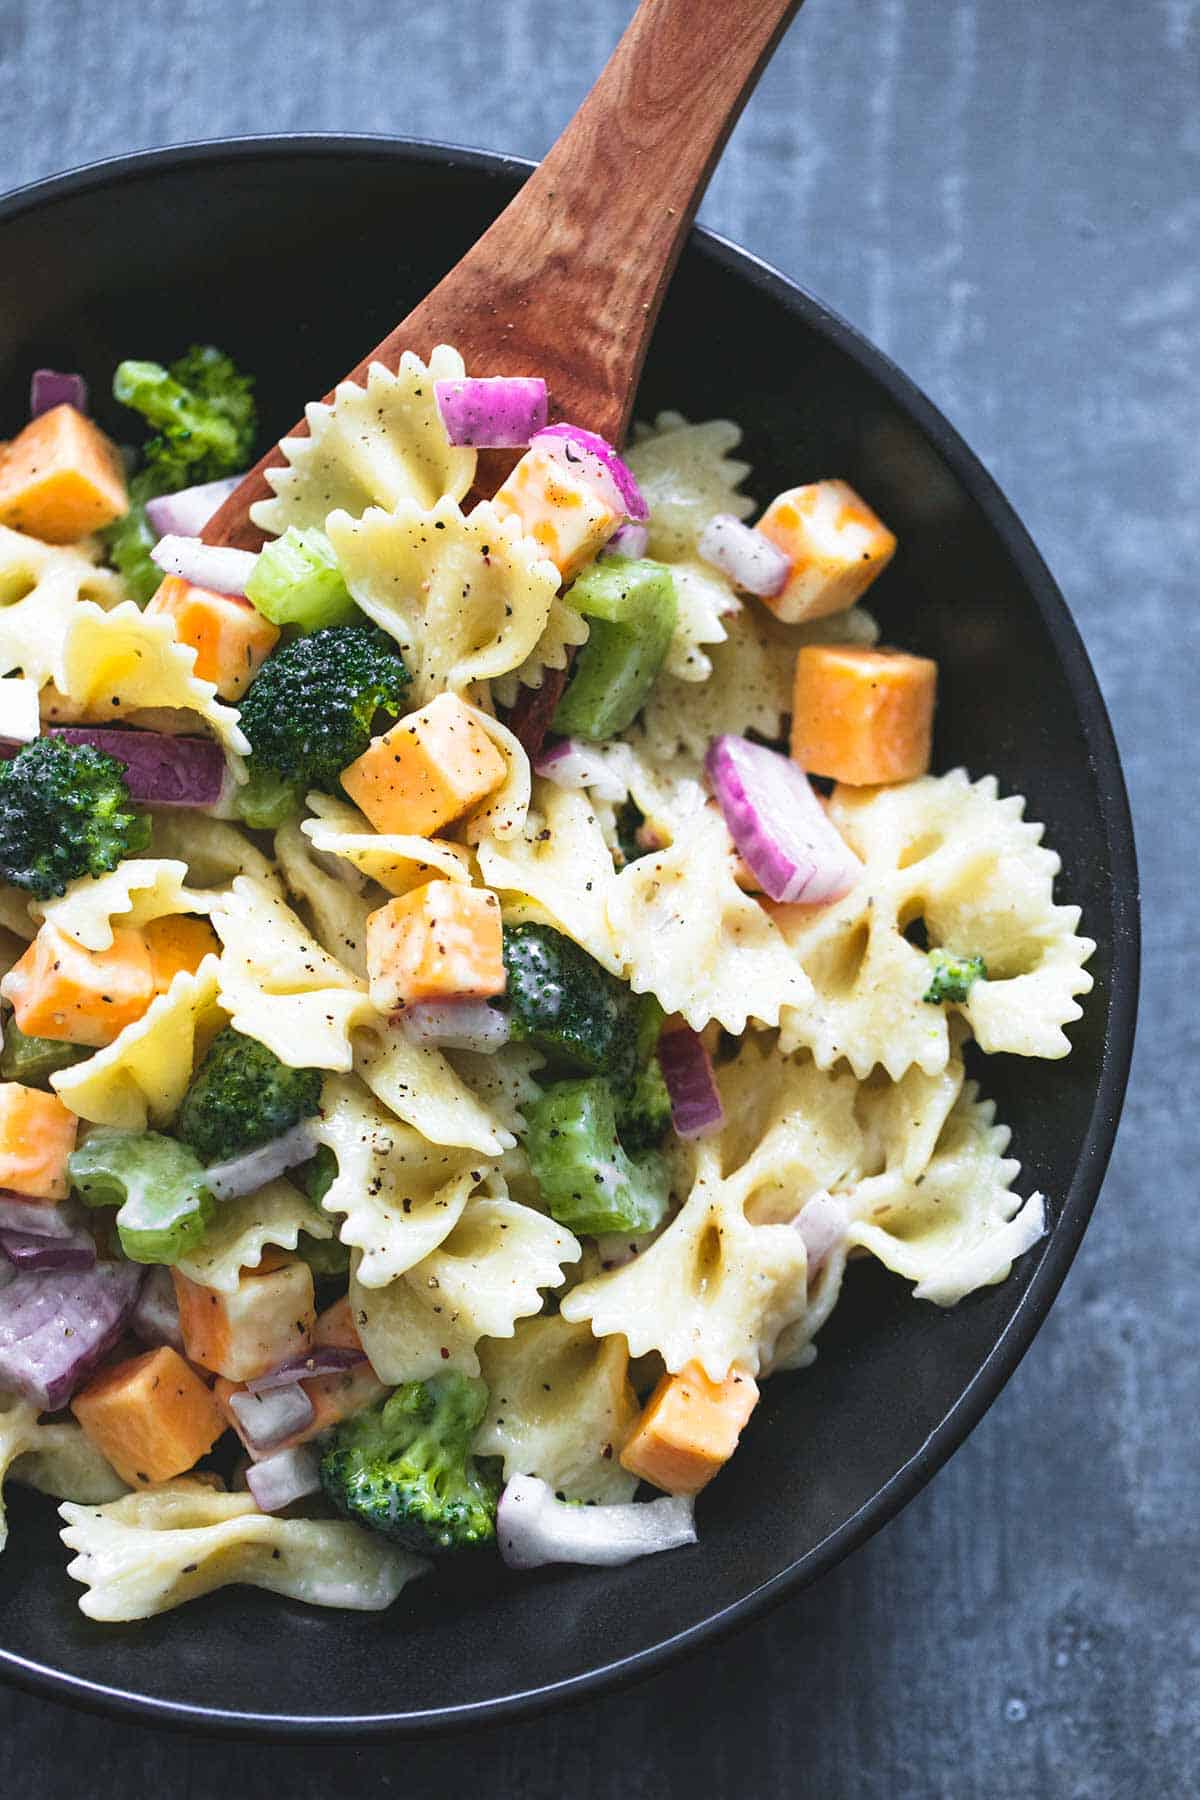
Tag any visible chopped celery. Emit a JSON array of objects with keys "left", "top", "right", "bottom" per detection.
[
  {"left": 524, "top": 1078, "right": 670, "bottom": 1238},
  {"left": 0, "top": 1021, "right": 89, "bottom": 1089},
  {"left": 244, "top": 527, "right": 360, "bottom": 632},
  {"left": 496, "top": 923, "right": 642, "bottom": 1086},
  {"left": 69, "top": 1128, "right": 214, "bottom": 1264},
  {"left": 553, "top": 555, "right": 678, "bottom": 740},
  {"left": 922, "top": 948, "right": 987, "bottom": 1005}
]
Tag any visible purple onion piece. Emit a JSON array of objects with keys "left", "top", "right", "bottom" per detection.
[
  {"left": 150, "top": 534, "right": 258, "bottom": 598},
  {"left": 504, "top": 666, "right": 570, "bottom": 763},
  {"left": 144, "top": 475, "right": 244, "bottom": 539},
  {"left": 228, "top": 1382, "right": 315, "bottom": 1455},
  {"left": 129, "top": 1263, "right": 184, "bottom": 1352},
  {"left": 657, "top": 1028, "right": 724, "bottom": 1140},
  {"left": 246, "top": 1346, "right": 366, "bottom": 1395},
  {"left": 603, "top": 521, "right": 650, "bottom": 559},
  {"left": 0, "top": 1260, "right": 143, "bottom": 1410},
  {"left": 0, "top": 1193, "right": 89, "bottom": 1241},
  {"left": 531, "top": 424, "right": 649, "bottom": 521},
  {"left": 497, "top": 1474, "right": 696, "bottom": 1570},
  {"left": 704, "top": 734, "right": 861, "bottom": 906},
  {"left": 203, "top": 1121, "right": 318, "bottom": 1202},
  {"left": 30, "top": 369, "right": 88, "bottom": 418},
  {"left": 697, "top": 513, "right": 792, "bottom": 598},
  {"left": 434, "top": 377, "right": 548, "bottom": 449},
  {"left": 396, "top": 999, "right": 511, "bottom": 1054},
  {"left": 0, "top": 726, "right": 226, "bottom": 809},
  {"left": 246, "top": 1443, "right": 323, "bottom": 1512},
  {"left": 0, "top": 1225, "right": 96, "bottom": 1273},
  {"left": 533, "top": 738, "right": 627, "bottom": 803}
]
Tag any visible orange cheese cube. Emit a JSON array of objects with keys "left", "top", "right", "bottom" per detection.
[
  {"left": 1, "top": 922, "right": 155, "bottom": 1048},
  {"left": 790, "top": 644, "right": 937, "bottom": 785},
  {"left": 172, "top": 1256, "right": 315, "bottom": 1382},
  {"left": 143, "top": 914, "right": 221, "bottom": 993},
  {"left": 341, "top": 692, "right": 506, "bottom": 836},
  {"left": 366, "top": 881, "right": 504, "bottom": 1009},
  {"left": 146, "top": 576, "right": 280, "bottom": 700},
  {"left": 755, "top": 480, "right": 897, "bottom": 624},
  {"left": 71, "top": 1345, "right": 226, "bottom": 1488},
  {"left": 493, "top": 445, "right": 620, "bottom": 581},
  {"left": 0, "top": 405, "right": 129, "bottom": 543},
  {"left": 619, "top": 1361, "right": 759, "bottom": 1496},
  {"left": 0, "top": 1082, "right": 79, "bottom": 1199},
  {"left": 214, "top": 1297, "right": 386, "bottom": 1452}
]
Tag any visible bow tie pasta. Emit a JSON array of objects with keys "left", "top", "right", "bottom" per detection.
[{"left": 0, "top": 334, "right": 1096, "bottom": 1615}]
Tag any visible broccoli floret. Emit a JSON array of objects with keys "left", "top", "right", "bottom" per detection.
[
  {"left": 235, "top": 626, "right": 410, "bottom": 823},
  {"left": 320, "top": 1374, "right": 499, "bottom": 1555},
  {"left": 295, "top": 1143, "right": 338, "bottom": 1207},
  {"left": 0, "top": 1020, "right": 90, "bottom": 1088},
  {"left": 495, "top": 923, "right": 643, "bottom": 1086},
  {"left": 922, "top": 948, "right": 988, "bottom": 1005},
  {"left": 524, "top": 1076, "right": 671, "bottom": 1237},
  {"left": 105, "top": 345, "right": 257, "bottom": 602},
  {"left": 0, "top": 737, "right": 151, "bottom": 899},
  {"left": 176, "top": 1026, "right": 322, "bottom": 1162},
  {"left": 616, "top": 1057, "right": 673, "bottom": 1152},
  {"left": 296, "top": 1231, "right": 351, "bottom": 1281}
]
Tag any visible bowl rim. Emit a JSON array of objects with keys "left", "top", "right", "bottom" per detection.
[{"left": 0, "top": 131, "right": 1140, "bottom": 1742}]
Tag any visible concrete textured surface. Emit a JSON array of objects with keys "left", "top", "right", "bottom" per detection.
[{"left": 0, "top": 1, "right": 1192, "bottom": 1794}]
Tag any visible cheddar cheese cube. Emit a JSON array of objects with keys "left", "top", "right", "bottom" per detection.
[
  {"left": 790, "top": 643, "right": 936, "bottom": 785},
  {"left": 143, "top": 914, "right": 221, "bottom": 993},
  {"left": 366, "top": 880, "right": 504, "bottom": 1009},
  {"left": 71, "top": 1345, "right": 226, "bottom": 1487},
  {"left": 214, "top": 1297, "right": 387, "bottom": 1454},
  {"left": 146, "top": 576, "right": 280, "bottom": 700},
  {"left": 341, "top": 691, "right": 506, "bottom": 836},
  {"left": 492, "top": 445, "right": 620, "bottom": 581},
  {"left": 0, "top": 404, "right": 129, "bottom": 543},
  {"left": 1, "top": 921, "right": 155, "bottom": 1048},
  {"left": 755, "top": 480, "right": 896, "bottom": 624},
  {"left": 0, "top": 1082, "right": 79, "bottom": 1199},
  {"left": 620, "top": 1361, "right": 759, "bottom": 1496},
  {"left": 172, "top": 1255, "right": 316, "bottom": 1382}
]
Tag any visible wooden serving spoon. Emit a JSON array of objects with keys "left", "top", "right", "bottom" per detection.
[{"left": 204, "top": 0, "right": 803, "bottom": 553}]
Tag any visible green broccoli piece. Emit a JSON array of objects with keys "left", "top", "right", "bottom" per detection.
[
  {"left": 0, "top": 737, "right": 151, "bottom": 900},
  {"left": 69, "top": 1127, "right": 214, "bottom": 1264},
  {"left": 235, "top": 625, "right": 410, "bottom": 825},
  {"left": 105, "top": 345, "right": 257, "bottom": 603},
  {"left": 295, "top": 1143, "right": 338, "bottom": 1208},
  {"left": 175, "top": 1026, "right": 322, "bottom": 1162},
  {"left": 320, "top": 1374, "right": 499, "bottom": 1555},
  {"left": 523, "top": 1076, "right": 670, "bottom": 1238},
  {"left": 296, "top": 1231, "right": 351, "bottom": 1281},
  {"left": 0, "top": 1021, "right": 90, "bottom": 1088},
  {"left": 616, "top": 1057, "right": 673, "bottom": 1153},
  {"left": 494, "top": 923, "right": 643, "bottom": 1086},
  {"left": 244, "top": 527, "right": 360, "bottom": 632},
  {"left": 922, "top": 948, "right": 988, "bottom": 1005}
]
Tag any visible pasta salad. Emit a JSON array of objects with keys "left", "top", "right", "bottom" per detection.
[{"left": 0, "top": 351, "right": 1093, "bottom": 1619}]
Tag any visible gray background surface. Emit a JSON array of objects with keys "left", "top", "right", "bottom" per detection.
[{"left": 0, "top": 1, "right": 1191, "bottom": 1794}]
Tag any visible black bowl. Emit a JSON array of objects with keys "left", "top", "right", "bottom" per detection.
[{"left": 0, "top": 136, "right": 1138, "bottom": 1739}]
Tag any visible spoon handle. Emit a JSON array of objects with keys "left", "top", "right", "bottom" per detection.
[{"left": 206, "top": 0, "right": 802, "bottom": 548}]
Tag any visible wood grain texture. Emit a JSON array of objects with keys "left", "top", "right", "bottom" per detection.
[
  {"left": 0, "top": 0, "right": 1195, "bottom": 1794},
  {"left": 202, "top": 0, "right": 802, "bottom": 550}
]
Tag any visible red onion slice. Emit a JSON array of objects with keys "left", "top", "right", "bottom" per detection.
[
  {"left": 434, "top": 377, "right": 548, "bottom": 448},
  {"left": 534, "top": 738, "right": 627, "bottom": 803},
  {"left": 150, "top": 534, "right": 258, "bottom": 598},
  {"left": 144, "top": 475, "right": 245, "bottom": 539},
  {"left": 228, "top": 1382, "right": 315, "bottom": 1455},
  {"left": 497, "top": 1474, "right": 696, "bottom": 1569},
  {"left": 705, "top": 735, "right": 861, "bottom": 906},
  {"left": 246, "top": 1345, "right": 366, "bottom": 1394},
  {"left": 202, "top": 1122, "right": 319, "bottom": 1202},
  {"left": 246, "top": 1443, "right": 323, "bottom": 1512},
  {"left": 504, "top": 666, "right": 570, "bottom": 763},
  {"left": 397, "top": 1000, "right": 511, "bottom": 1054},
  {"left": 30, "top": 369, "right": 88, "bottom": 417},
  {"left": 0, "top": 1260, "right": 143, "bottom": 1410},
  {"left": 531, "top": 424, "right": 649, "bottom": 522},
  {"left": 129, "top": 1263, "right": 184, "bottom": 1352},
  {"left": 657, "top": 1028, "right": 724, "bottom": 1139},
  {"left": 603, "top": 521, "right": 649, "bottom": 559},
  {"left": 795, "top": 1192, "right": 848, "bottom": 1273},
  {"left": 0, "top": 1193, "right": 88, "bottom": 1241},
  {"left": 697, "top": 513, "right": 791, "bottom": 598},
  {"left": 0, "top": 725, "right": 227, "bottom": 809},
  {"left": 0, "top": 1225, "right": 96, "bottom": 1273}
]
